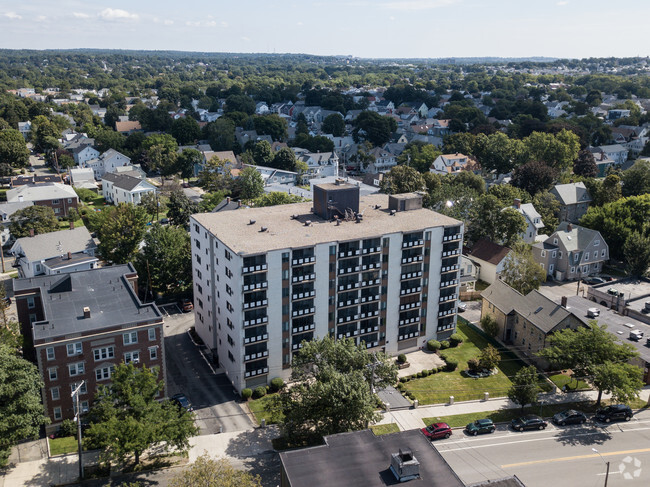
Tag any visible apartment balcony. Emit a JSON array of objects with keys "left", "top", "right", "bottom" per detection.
[
  {"left": 292, "top": 256, "right": 316, "bottom": 266},
  {"left": 242, "top": 299, "right": 268, "bottom": 310},
  {"left": 440, "top": 278, "right": 459, "bottom": 288},
  {"left": 400, "top": 286, "right": 422, "bottom": 296},
  {"left": 338, "top": 249, "right": 361, "bottom": 258},
  {"left": 439, "top": 293, "right": 458, "bottom": 303},
  {"left": 242, "top": 263, "right": 268, "bottom": 274},
  {"left": 339, "top": 266, "right": 361, "bottom": 275},
  {"left": 242, "top": 281, "right": 268, "bottom": 292},
  {"left": 361, "top": 246, "right": 380, "bottom": 255},
  {"left": 399, "top": 316, "right": 420, "bottom": 326},
  {"left": 399, "top": 301, "right": 421, "bottom": 311},
  {"left": 359, "top": 278, "right": 381, "bottom": 288},
  {"left": 243, "top": 316, "right": 268, "bottom": 327},
  {"left": 292, "top": 323, "right": 316, "bottom": 334},
  {"left": 338, "top": 314, "right": 360, "bottom": 324},
  {"left": 359, "top": 294, "right": 380, "bottom": 303},
  {"left": 438, "top": 309, "right": 457, "bottom": 317},
  {"left": 402, "top": 239, "right": 424, "bottom": 248},
  {"left": 292, "top": 290, "right": 316, "bottom": 300},
  {"left": 401, "top": 255, "right": 423, "bottom": 264},
  {"left": 360, "top": 262, "right": 381, "bottom": 271},
  {"left": 244, "top": 350, "right": 269, "bottom": 362},
  {"left": 338, "top": 282, "right": 360, "bottom": 291},
  {"left": 359, "top": 310, "right": 380, "bottom": 319},
  {"left": 359, "top": 325, "right": 380, "bottom": 335},
  {"left": 337, "top": 329, "right": 360, "bottom": 339},
  {"left": 292, "top": 307, "right": 315, "bottom": 317},
  {"left": 245, "top": 366, "right": 269, "bottom": 378},
  {"left": 440, "top": 264, "right": 460, "bottom": 273},
  {"left": 400, "top": 270, "right": 422, "bottom": 280},
  {"left": 398, "top": 331, "right": 420, "bottom": 341},
  {"left": 338, "top": 298, "right": 360, "bottom": 308},
  {"left": 244, "top": 333, "right": 269, "bottom": 344},
  {"left": 364, "top": 341, "right": 380, "bottom": 349},
  {"left": 442, "top": 249, "right": 460, "bottom": 257},
  {"left": 292, "top": 273, "right": 316, "bottom": 283},
  {"left": 292, "top": 342, "right": 306, "bottom": 350},
  {"left": 443, "top": 233, "right": 462, "bottom": 242}
]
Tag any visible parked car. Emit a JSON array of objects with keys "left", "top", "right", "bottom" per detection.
[
  {"left": 465, "top": 418, "right": 495, "bottom": 436},
  {"left": 607, "top": 288, "right": 620, "bottom": 296},
  {"left": 421, "top": 422, "right": 452, "bottom": 440},
  {"left": 552, "top": 409, "right": 587, "bottom": 426},
  {"left": 511, "top": 415, "right": 547, "bottom": 431},
  {"left": 599, "top": 274, "right": 614, "bottom": 282},
  {"left": 28, "top": 166, "right": 35, "bottom": 173},
  {"left": 181, "top": 298, "right": 193, "bottom": 312},
  {"left": 582, "top": 276, "right": 605, "bottom": 285},
  {"left": 587, "top": 308, "right": 600, "bottom": 318},
  {"left": 171, "top": 393, "right": 194, "bottom": 412},
  {"left": 594, "top": 404, "right": 632, "bottom": 423},
  {"left": 457, "top": 300, "right": 467, "bottom": 312}
]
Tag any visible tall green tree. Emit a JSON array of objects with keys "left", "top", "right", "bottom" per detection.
[
  {"left": 171, "top": 117, "right": 201, "bottom": 145},
  {"left": 198, "top": 156, "right": 234, "bottom": 193},
  {"left": 0, "top": 344, "right": 49, "bottom": 467},
  {"left": 167, "top": 190, "right": 199, "bottom": 227},
  {"left": 0, "top": 128, "right": 29, "bottom": 167},
  {"left": 532, "top": 190, "right": 560, "bottom": 235},
  {"left": 622, "top": 159, "right": 650, "bottom": 197},
  {"left": 204, "top": 117, "right": 235, "bottom": 151},
  {"left": 623, "top": 231, "right": 650, "bottom": 277},
  {"left": 176, "top": 148, "right": 203, "bottom": 181},
  {"left": 91, "top": 203, "right": 148, "bottom": 264},
  {"left": 136, "top": 224, "right": 191, "bottom": 296},
  {"left": 268, "top": 337, "right": 397, "bottom": 444},
  {"left": 253, "top": 114, "right": 288, "bottom": 141},
  {"left": 508, "top": 366, "right": 539, "bottom": 411},
  {"left": 592, "top": 362, "right": 644, "bottom": 406},
  {"left": 170, "top": 454, "right": 262, "bottom": 487},
  {"left": 397, "top": 142, "right": 442, "bottom": 174},
  {"left": 500, "top": 241, "right": 546, "bottom": 294},
  {"left": 511, "top": 160, "right": 556, "bottom": 196},
  {"left": 235, "top": 167, "right": 264, "bottom": 200},
  {"left": 86, "top": 364, "right": 198, "bottom": 466},
  {"left": 573, "top": 149, "right": 597, "bottom": 178},
  {"left": 321, "top": 113, "right": 345, "bottom": 137},
  {"left": 352, "top": 111, "right": 397, "bottom": 146},
  {"left": 379, "top": 165, "right": 425, "bottom": 194},
  {"left": 9, "top": 206, "right": 59, "bottom": 238},
  {"left": 271, "top": 147, "right": 297, "bottom": 171},
  {"left": 467, "top": 194, "right": 526, "bottom": 247},
  {"left": 252, "top": 192, "right": 303, "bottom": 207}
]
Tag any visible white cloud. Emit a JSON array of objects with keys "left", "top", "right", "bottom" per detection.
[
  {"left": 380, "top": 0, "right": 458, "bottom": 10},
  {"left": 185, "top": 19, "right": 217, "bottom": 27},
  {"left": 241, "top": 36, "right": 251, "bottom": 42},
  {"left": 73, "top": 12, "right": 90, "bottom": 19},
  {"left": 164, "top": 19, "right": 174, "bottom": 25},
  {"left": 389, "top": 15, "right": 395, "bottom": 21},
  {"left": 35, "top": 15, "right": 46, "bottom": 22},
  {"left": 221, "top": 21, "right": 228, "bottom": 27},
  {"left": 98, "top": 8, "right": 139, "bottom": 22},
  {"left": 297, "top": 21, "right": 303, "bottom": 26},
  {"left": 154, "top": 17, "right": 174, "bottom": 25},
  {"left": 4, "top": 12, "right": 22, "bottom": 20},
  {"left": 557, "top": 1, "right": 568, "bottom": 5}
]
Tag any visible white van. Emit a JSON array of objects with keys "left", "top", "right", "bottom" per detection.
[{"left": 587, "top": 308, "right": 600, "bottom": 318}]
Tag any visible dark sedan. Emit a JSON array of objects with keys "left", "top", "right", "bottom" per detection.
[
  {"left": 552, "top": 409, "right": 587, "bottom": 426},
  {"left": 511, "top": 415, "right": 547, "bottom": 431},
  {"left": 171, "top": 393, "right": 194, "bottom": 412},
  {"left": 465, "top": 418, "right": 495, "bottom": 436}
]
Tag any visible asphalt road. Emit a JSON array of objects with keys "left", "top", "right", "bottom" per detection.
[
  {"left": 162, "top": 306, "right": 254, "bottom": 435},
  {"left": 436, "top": 410, "right": 650, "bottom": 486}
]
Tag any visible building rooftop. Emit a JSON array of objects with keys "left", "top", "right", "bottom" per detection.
[
  {"left": 12, "top": 226, "right": 96, "bottom": 262},
  {"left": 7, "top": 183, "right": 78, "bottom": 203},
  {"left": 466, "top": 239, "right": 511, "bottom": 266},
  {"left": 279, "top": 429, "right": 464, "bottom": 487},
  {"left": 193, "top": 193, "right": 461, "bottom": 255},
  {"left": 13, "top": 264, "right": 162, "bottom": 342}
]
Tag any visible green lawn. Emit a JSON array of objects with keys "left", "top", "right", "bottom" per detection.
[
  {"left": 370, "top": 423, "right": 400, "bottom": 436},
  {"left": 247, "top": 394, "right": 284, "bottom": 425},
  {"left": 48, "top": 436, "right": 79, "bottom": 456},
  {"left": 424, "top": 398, "right": 649, "bottom": 428},
  {"left": 403, "top": 320, "right": 551, "bottom": 405},
  {"left": 58, "top": 218, "right": 84, "bottom": 230},
  {"left": 549, "top": 373, "right": 591, "bottom": 392},
  {"left": 475, "top": 280, "right": 490, "bottom": 291}
]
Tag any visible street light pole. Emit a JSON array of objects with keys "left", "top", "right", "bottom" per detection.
[
  {"left": 71, "top": 381, "right": 85, "bottom": 481},
  {"left": 592, "top": 448, "right": 609, "bottom": 487}
]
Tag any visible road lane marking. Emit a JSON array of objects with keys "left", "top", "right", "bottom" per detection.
[{"left": 500, "top": 448, "right": 650, "bottom": 469}]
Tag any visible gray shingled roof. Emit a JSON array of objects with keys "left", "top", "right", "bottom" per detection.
[
  {"left": 12, "top": 227, "right": 96, "bottom": 262},
  {"left": 7, "top": 183, "right": 78, "bottom": 202},
  {"left": 551, "top": 182, "right": 591, "bottom": 206},
  {"left": 102, "top": 172, "right": 148, "bottom": 191}
]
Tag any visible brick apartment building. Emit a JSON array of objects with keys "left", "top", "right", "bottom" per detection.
[
  {"left": 7, "top": 182, "right": 79, "bottom": 218},
  {"left": 190, "top": 181, "right": 464, "bottom": 392},
  {"left": 13, "top": 264, "right": 165, "bottom": 433}
]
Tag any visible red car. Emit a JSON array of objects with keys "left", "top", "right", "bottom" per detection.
[{"left": 421, "top": 422, "right": 452, "bottom": 440}]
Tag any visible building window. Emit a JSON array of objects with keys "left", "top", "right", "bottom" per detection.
[
  {"left": 95, "top": 366, "right": 114, "bottom": 381},
  {"left": 123, "top": 331, "right": 138, "bottom": 345},
  {"left": 27, "top": 296, "right": 35, "bottom": 309},
  {"left": 148, "top": 328, "right": 156, "bottom": 341},
  {"left": 53, "top": 407, "right": 62, "bottom": 420},
  {"left": 54, "top": 208, "right": 60, "bottom": 214},
  {"left": 541, "top": 250, "right": 546, "bottom": 257},
  {"left": 93, "top": 346, "right": 114, "bottom": 361},
  {"left": 52, "top": 199, "right": 60, "bottom": 204},
  {"left": 552, "top": 251, "right": 556, "bottom": 258},
  {"left": 48, "top": 367, "right": 57, "bottom": 381},
  {"left": 601, "top": 249, "right": 606, "bottom": 257},
  {"left": 70, "top": 382, "right": 87, "bottom": 394},
  {"left": 80, "top": 401, "right": 89, "bottom": 414},
  {"left": 46, "top": 347, "right": 55, "bottom": 360},
  {"left": 225, "top": 249, "right": 232, "bottom": 260},
  {"left": 585, "top": 252, "right": 589, "bottom": 261},
  {"left": 594, "top": 240, "right": 600, "bottom": 246},
  {"left": 571, "top": 267, "right": 576, "bottom": 273},
  {"left": 66, "top": 342, "right": 82, "bottom": 356},
  {"left": 124, "top": 351, "right": 140, "bottom": 364},
  {"left": 51, "top": 387, "right": 60, "bottom": 401},
  {"left": 68, "top": 362, "right": 85, "bottom": 376},
  {"left": 228, "top": 351, "right": 235, "bottom": 362},
  {"left": 194, "top": 239, "right": 201, "bottom": 249},
  {"left": 149, "top": 346, "right": 158, "bottom": 360}
]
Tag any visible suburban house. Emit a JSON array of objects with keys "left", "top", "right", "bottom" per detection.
[
  {"left": 511, "top": 199, "right": 544, "bottom": 243},
  {"left": 13, "top": 264, "right": 165, "bottom": 433},
  {"left": 71, "top": 144, "right": 100, "bottom": 166},
  {"left": 246, "top": 164, "right": 298, "bottom": 186},
  {"left": 480, "top": 280, "right": 583, "bottom": 363},
  {"left": 81, "top": 149, "right": 133, "bottom": 180},
  {"left": 102, "top": 173, "right": 157, "bottom": 205},
  {"left": 114, "top": 120, "right": 142, "bottom": 134},
  {"left": 11, "top": 174, "right": 63, "bottom": 187},
  {"left": 18, "top": 121, "right": 32, "bottom": 139},
  {"left": 365, "top": 147, "right": 397, "bottom": 173},
  {"left": 7, "top": 183, "right": 79, "bottom": 217},
  {"left": 463, "top": 239, "right": 511, "bottom": 285},
  {"left": 295, "top": 150, "right": 339, "bottom": 179},
  {"left": 0, "top": 201, "right": 33, "bottom": 246},
  {"left": 459, "top": 254, "right": 478, "bottom": 292},
  {"left": 550, "top": 182, "right": 592, "bottom": 223},
  {"left": 10, "top": 226, "right": 98, "bottom": 278},
  {"left": 589, "top": 144, "right": 629, "bottom": 165},
  {"left": 590, "top": 150, "right": 618, "bottom": 177},
  {"left": 532, "top": 222, "right": 609, "bottom": 281},
  {"left": 69, "top": 167, "right": 98, "bottom": 191},
  {"left": 194, "top": 150, "right": 239, "bottom": 177},
  {"left": 429, "top": 153, "right": 477, "bottom": 175}
]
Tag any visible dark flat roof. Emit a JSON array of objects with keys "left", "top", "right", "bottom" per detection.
[
  {"left": 13, "top": 264, "right": 162, "bottom": 342},
  {"left": 280, "top": 429, "right": 464, "bottom": 487}
]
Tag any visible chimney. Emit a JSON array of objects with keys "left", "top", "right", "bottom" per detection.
[
  {"left": 513, "top": 198, "right": 521, "bottom": 209},
  {"left": 18, "top": 195, "right": 24, "bottom": 202},
  {"left": 67, "top": 251, "right": 72, "bottom": 260},
  {"left": 567, "top": 223, "right": 573, "bottom": 232},
  {"left": 238, "top": 199, "right": 242, "bottom": 208},
  {"left": 226, "top": 196, "right": 231, "bottom": 204},
  {"left": 83, "top": 307, "right": 91, "bottom": 319},
  {"left": 561, "top": 296, "right": 568, "bottom": 308},
  {"left": 29, "top": 228, "right": 34, "bottom": 237}
]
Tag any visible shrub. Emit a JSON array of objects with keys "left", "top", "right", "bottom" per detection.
[
  {"left": 399, "top": 377, "right": 407, "bottom": 383},
  {"left": 397, "top": 383, "right": 404, "bottom": 391},
  {"left": 439, "top": 354, "right": 447, "bottom": 362},
  {"left": 478, "top": 344, "right": 501, "bottom": 371},
  {"left": 449, "top": 333, "right": 463, "bottom": 347},
  {"left": 407, "top": 392, "right": 416, "bottom": 400},
  {"left": 59, "top": 419, "right": 76, "bottom": 437},
  {"left": 421, "top": 369, "right": 429, "bottom": 377},
  {"left": 429, "top": 368, "right": 438, "bottom": 375},
  {"left": 427, "top": 339, "right": 441, "bottom": 352},
  {"left": 80, "top": 208, "right": 88, "bottom": 216},
  {"left": 417, "top": 371, "right": 425, "bottom": 378},
  {"left": 445, "top": 359, "right": 459, "bottom": 372},
  {"left": 481, "top": 315, "right": 499, "bottom": 338},
  {"left": 270, "top": 377, "right": 284, "bottom": 392},
  {"left": 397, "top": 353, "right": 407, "bottom": 363},
  {"left": 467, "top": 358, "right": 481, "bottom": 373},
  {"left": 440, "top": 340, "right": 450, "bottom": 350},
  {"left": 252, "top": 386, "right": 267, "bottom": 399},
  {"left": 409, "top": 374, "right": 418, "bottom": 380},
  {"left": 241, "top": 388, "right": 252, "bottom": 400}
]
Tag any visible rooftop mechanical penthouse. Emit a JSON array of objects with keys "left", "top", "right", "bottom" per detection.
[{"left": 190, "top": 181, "right": 463, "bottom": 392}]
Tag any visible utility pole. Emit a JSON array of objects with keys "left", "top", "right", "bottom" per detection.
[
  {"left": 71, "top": 381, "right": 85, "bottom": 481},
  {"left": 592, "top": 448, "right": 609, "bottom": 487}
]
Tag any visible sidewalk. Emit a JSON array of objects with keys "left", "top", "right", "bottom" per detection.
[{"left": 376, "top": 387, "right": 650, "bottom": 431}]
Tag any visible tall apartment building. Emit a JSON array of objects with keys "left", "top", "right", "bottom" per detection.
[
  {"left": 190, "top": 182, "right": 463, "bottom": 392},
  {"left": 13, "top": 264, "right": 165, "bottom": 434}
]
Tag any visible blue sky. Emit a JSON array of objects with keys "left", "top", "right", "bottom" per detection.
[{"left": 0, "top": 1, "right": 648, "bottom": 59}]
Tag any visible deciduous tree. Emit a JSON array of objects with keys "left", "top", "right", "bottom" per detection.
[
  {"left": 0, "top": 128, "right": 29, "bottom": 167},
  {"left": 500, "top": 241, "right": 546, "bottom": 294},
  {"left": 235, "top": 167, "right": 264, "bottom": 200},
  {"left": 167, "top": 189, "right": 199, "bottom": 227},
  {"left": 170, "top": 454, "right": 262, "bottom": 487},
  {"left": 91, "top": 203, "right": 148, "bottom": 264},
  {"left": 9, "top": 206, "right": 59, "bottom": 238},
  {"left": 623, "top": 231, "right": 650, "bottom": 277},
  {"left": 621, "top": 159, "right": 650, "bottom": 197},
  {"left": 321, "top": 113, "right": 345, "bottom": 137},
  {"left": 511, "top": 160, "right": 556, "bottom": 196},
  {"left": 573, "top": 149, "right": 597, "bottom": 178},
  {"left": 379, "top": 165, "right": 425, "bottom": 194},
  {"left": 592, "top": 362, "right": 644, "bottom": 406},
  {"left": 508, "top": 366, "right": 539, "bottom": 411}
]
